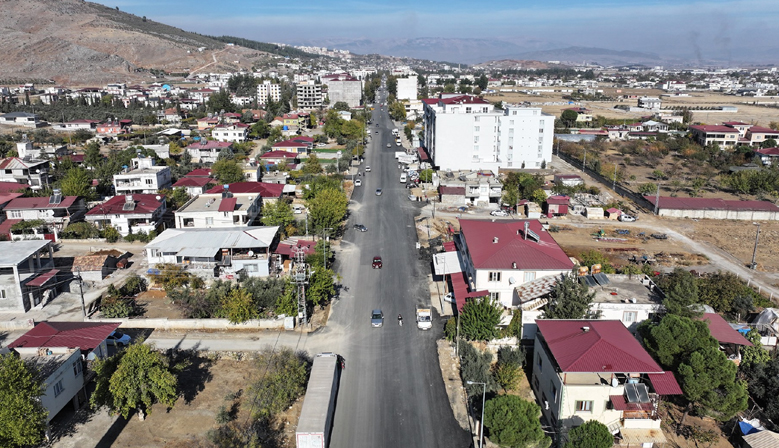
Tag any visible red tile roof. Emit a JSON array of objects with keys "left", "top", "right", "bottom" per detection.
[
  {"left": 5, "top": 196, "right": 78, "bottom": 210},
  {"left": 546, "top": 195, "right": 569, "bottom": 205},
  {"left": 723, "top": 121, "right": 749, "bottom": 126},
  {"left": 273, "top": 140, "right": 309, "bottom": 148},
  {"left": 9, "top": 321, "right": 120, "bottom": 351},
  {"left": 421, "top": 98, "right": 438, "bottom": 105},
  {"left": 185, "top": 140, "right": 232, "bottom": 150},
  {"left": 439, "top": 95, "right": 490, "bottom": 105},
  {"left": 536, "top": 320, "right": 664, "bottom": 373},
  {"left": 0, "top": 218, "right": 22, "bottom": 238},
  {"left": 295, "top": 136, "right": 314, "bottom": 143},
  {"left": 274, "top": 239, "right": 316, "bottom": 256},
  {"left": 417, "top": 147, "right": 430, "bottom": 162},
  {"left": 749, "top": 126, "right": 779, "bottom": 134},
  {"left": 185, "top": 168, "right": 212, "bottom": 177},
  {"left": 644, "top": 196, "right": 779, "bottom": 212},
  {"left": 647, "top": 372, "right": 683, "bottom": 395},
  {"left": 206, "top": 182, "right": 284, "bottom": 198},
  {"left": 700, "top": 313, "right": 753, "bottom": 346},
  {"left": 459, "top": 219, "right": 573, "bottom": 271},
  {"left": 0, "top": 182, "right": 28, "bottom": 193},
  {"left": 440, "top": 186, "right": 465, "bottom": 196},
  {"left": 260, "top": 150, "right": 298, "bottom": 159},
  {"left": 450, "top": 271, "right": 469, "bottom": 312},
  {"left": 756, "top": 147, "right": 779, "bottom": 156},
  {"left": 172, "top": 177, "right": 213, "bottom": 188},
  {"left": 218, "top": 197, "right": 237, "bottom": 212},
  {"left": 689, "top": 125, "right": 739, "bottom": 133},
  {"left": 86, "top": 194, "right": 164, "bottom": 216}
]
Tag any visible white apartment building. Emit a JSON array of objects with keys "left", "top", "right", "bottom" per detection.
[
  {"left": 257, "top": 80, "right": 281, "bottom": 104},
  {"left": 174, "top": 192, "right": 262, "bottom": 229},
  {"left": 212, "top": 123, "right": 249, "bottom": 143},
  {"left": 113, "top": 156, "right": 172, "bottom": 195},
  {"left": 322, "top": 74, "right": 362, "bottom": 108},
  {"left": 296, "top": 81, "right": 323, "bottom": 109},
  {"left": 423, "top": 95, "right": 554, "bottom": 174},
  {"left": 396, "top": 77, "right": 418, "bottom": 101}
]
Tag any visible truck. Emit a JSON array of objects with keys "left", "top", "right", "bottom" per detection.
[
  {"left": 296, "top": 353, "right": 341, "bottom": 448},
  {"left": 416, "top": 308, "right": 432, "bottom": 330}
]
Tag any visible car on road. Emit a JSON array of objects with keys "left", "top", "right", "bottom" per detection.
[
  {"left": 490, "top": 209, "right": 508, "bottom": 217},
  {"left": 619, "top": 214, "right": 636, "bottom": 222},
  {"left": 408, "top": 194, "right": 416, "bottom": 201},
  {"left": 386, "top": 143, "right": 391, "bottom": 148},
  {"left": 371, "top": 309, "right": 384, "bottom": 327},
  {"left": 372, "top": 256, "right": 383, "bottom": 269},
  {"left": 375, "top": 130, "right": 379, "bottom": 134},
  {"left": 365, "top": 166, "right": 371, "bottom": 172},
  {"left": 353, "top": 224, "right": 367, "bottom": 232},
  {"left": 376, "top": 124, "right": 379, "bottom": 127},
  {"left": 106, "top": 330, "right": 131, "bottom": 347},
  {"left": 375, "top": 188, "right": 382, "bottom": 196},
  {"left": 354, "top": 179, "right": 362, "bottom": 187},
  {"left": 444, "top": 292, "right": 455, "bottom": 303},
  {"left": 317, "top": 143, "right": 326, "bottom": 148}
]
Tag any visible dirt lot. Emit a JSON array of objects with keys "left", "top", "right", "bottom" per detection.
[
  {"left": 684, "top": 219, "right": 779, "bottom": 273},
  {"left": 137, "top": 290, "right": 184, "bottom": 319}
]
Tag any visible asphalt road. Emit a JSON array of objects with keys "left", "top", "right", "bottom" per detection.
[{"left": 326, "top": 90, "right": 472, "bottom": 447}]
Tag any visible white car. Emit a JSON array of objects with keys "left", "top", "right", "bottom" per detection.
[
  {"left": 365, "top": 166, "right": 371, "bottom": 172},
  {"left": 490, "top": 209, "right": 509, "bottom": 217},
  {"left": 354, "top": 179, "right": 362, "bottom": 187},
  {"left": 317, "top": 143, "right": 327, "bottom": 148},
  {"left": 408, "top": 194, "right": 416, "bottom": 201},
  {"left": 106, "top": 330, "right": 131, "bottom": 347},
  {"left": 619, "top": 214, "right": 636, "bottom": 222},
  {"left": 444, "top": 292, "right": 455, "bottom": 303}
]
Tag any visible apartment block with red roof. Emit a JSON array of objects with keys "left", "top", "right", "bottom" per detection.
[
  {"left": 85, "top": 194, "right": 166, "bottom": 237},
  {"left": 185, "top": 139, "right": 233, "bottom": 164},
  {"left": 455, "top": 219, "right": 574, "bottom": 307},
  {"left": 689, "top": 125, "right": 740, "bottom": 148},
  {"left": 4, "top": 190, "right": 85, "bottom": 241},
  {"left": 533, "top": 320, "right": 682, "bottom": 446},
  {"left": 746, "top": 126, "right": 779, "bottom": 146},
  {"left": 174, "top": 190, "right": 262, "bottom": 229},
  {"left": 212, "top": 123, "right": 249, "bottom": 143}
]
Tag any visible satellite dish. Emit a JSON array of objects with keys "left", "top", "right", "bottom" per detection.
[
  {"left": 247, "top": 250, "right": 254, "bottom": 256},
  {"left": 155, "top": 195, "right": 161, "bottom": 201},
  {"left": 87, "top": 352, "right": 97, "bottom": 361},
  {"left": 508, "top": 277, "right": 516, "bottom": 285}
]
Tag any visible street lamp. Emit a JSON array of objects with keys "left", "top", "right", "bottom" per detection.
[
  {"left": 323, "top": 227, "right": 332, "bottom": 269},
  {"left": 465, "top": 380, "right": 486, "bottom": 448}
]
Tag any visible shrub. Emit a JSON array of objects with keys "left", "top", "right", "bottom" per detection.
[
  {"left": 103, "top": 225, "right": 120, "bottom": 243},
  {"left": 61, "top": 222, "right": 100, "bottom": 239},
  {"left": 493, "top": 362, "right": 523, "bottom": 392},
  {"left": 444, "top": 317, "right": 457, "bottom": 341}
]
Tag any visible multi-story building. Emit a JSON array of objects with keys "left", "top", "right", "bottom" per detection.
[
  {"left": 85, "top": 194, "right": 166, "bottom": 237},
  {"left": 113, "top": 156, "right": 171, "bottom": 195},
  {"left": 0, "top": 157, "right": 52, "bottom": 190},
  {"left": 532, "top": 319, "right": 682, "bottom": 446},
  {"left": 689, "top": 125, "right": 740, "bottom": 148},
  {"left": 296, "top": 81, "right": 323, "bottom": 109},
  {"left": 212, "top": 123, "right": 249, "bottom": 143},
  {"left": 423, "top": 95, "right": 554, "bottom": 174},
  {"left": 185, "top": 139, "right": 234, "bottom": 164},
  {"left": 175, "top": 191, "right": 262, "bottom": 229},
  {"left": 257, "top": 80, "right": 281, "bottom": 104},
  {"left": 4, "top": 191, "right": 85, "bottom": 240},
  {"left": 396, "top": 76, "right": 418, "bottom": 101},
  {"left": 0, "top": 240, "right": 55, "bottom": 312},
  {"left": 322, "top": 74, "right": 362, "bottom": 108}
]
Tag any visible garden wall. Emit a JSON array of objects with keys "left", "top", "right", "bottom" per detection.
[{"left": 90, "top": 317, "right": 288, "bottom": 330}]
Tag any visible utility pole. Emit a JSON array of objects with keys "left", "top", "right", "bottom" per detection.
[
  {"left": 582, "top": 148, "right": 587, "bottom": 172},
  {"left": 77, "top": 268, "right": 86, "bottom": 318},
  {"left": 322, "top": 228, "right": 332, "bottom": 270},
  {"left": 293, "top": 247, "right": 309, "bottom": 325},
  {"left": 613, "top": 164, "right": 617, "bottom": 192},
  {"left": 751, "top": 223, "right": 761, "bottom": 270},
  {"left": 654, "top": 184, "right": 660, "bottom": 215}
]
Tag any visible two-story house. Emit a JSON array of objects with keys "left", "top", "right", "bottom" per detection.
[
  {"left": 85, "top": 194, "right": 166, "bottom": 237},
  {"left": 186, "top": 139, "right": 233, "bottom": 164},
  {"left": 175, "top": 191, "right": 262, "bottom": 229},
  {"left": 205, "top": 182, "right": 284, "bottom": 203},
  {"left": 456, "top": 219, "right": 574, "bottom": 307},
  {"left": 439, "top": 171, "right": 503, "bottom": 207},
  {"left": 196, "top": 116, "right": 220, "bottom": 130},
  {"left": 113, "top": 156, "right": 171, "bottom": 195},
  {"left": 0, "top": 240, "right": 55, "bottom": 312},
  {"left": 0, "top": 157, "right": 52, "bottom": 191},
  {"left": 4, "top": 190, "right": 85, "bottom": 240},
  {"left": 212, "top": 123, "right": 249, "bottom": 143},
  {"left": 145, "top": 226, "right": 280, "bottom": 278},
  {"left": 689, "top": 125, "right": 740, "bottom": 148},
  {"left": 532, "top": 320, "right": 682, "bottom": 447},
  {"left": 272, "top": 139, "right": 311, "bottom": 155}
]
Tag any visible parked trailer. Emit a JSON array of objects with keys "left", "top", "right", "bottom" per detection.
[{"left": 296, "top": 353, "right": 341, "bottom": 448}]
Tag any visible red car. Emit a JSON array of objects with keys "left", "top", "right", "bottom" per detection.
[{"left": 372, "top": 256, "right": 383, "bottom": 269}]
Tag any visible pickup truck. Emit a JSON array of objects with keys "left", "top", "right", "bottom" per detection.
[{"left": 416, "top": 308, "right": 432, "bottom": 330}]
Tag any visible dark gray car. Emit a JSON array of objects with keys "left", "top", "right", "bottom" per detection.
[{"left": 371, "top": 309, "right": 384, "bottom": 327}]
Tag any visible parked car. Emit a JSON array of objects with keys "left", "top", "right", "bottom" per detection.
[
  {"left": 490, "top": 209, "right": 508, "bottom": 217},
  {"left": 317, "top": 143, "right": 326, "bottom": 148},
  {"left": 375, "top": 188, "right": 382, "bottom": 196},
  {"left": 443, "top": 292, "right": 455, "bottom": 303},
  {"left": 365, "top": 166, "right": 371, "bottom": 172},
  {"left": 371, "top": 309, "right": 384, "bottom": 327},
  {"left": 354, "top": 179, "right": 362, "bottom": 187},
  {"left": 619, "top": 214, "right": 636, "bottom": 222},
  {"left": 353, "top": 224, "right": 367, "bottom": 232},
  {"left": 408, "top": 194, "right": 417, "bottom": 201},
  {"left": 372, "top": 256, "right": 383, "bottom": 269},
  {"left": 106, "top": 330, "right": 131, "bottom": 347}
]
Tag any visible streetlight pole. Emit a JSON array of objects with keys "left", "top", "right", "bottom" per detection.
[
  {"left": 323, "top": 227, "right": 332, "bottom": 270},
  {"left": 465, "top": 381, "right": 486, "bottom": 448},
  {"left": 751, "top": 222, "right": 761, "bottom": 270}
]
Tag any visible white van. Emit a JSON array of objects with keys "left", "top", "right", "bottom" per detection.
[{"left": 400, "top": 173, "right": 407, "bottom": 183}]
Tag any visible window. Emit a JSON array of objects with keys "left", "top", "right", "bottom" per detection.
[
  {"left": 53, "top": 380, "right": 64, "bottom": 398},
  {"left": 73, "top": 361, "right": 82, "bottom": 376},
  {"left": 474, "top": 116, "right": 480, "bottom": 122},
  {"left": 0, "top": 289, "right": 5, "bottom": 299},
  {"left": 509, "top": 120, "right": 514, "bottom": 125},
  {"left": 623, "top": 311, "right": 638, "bottom": 323},
  {"left": 537, "top": 354, "right": 543, "bottom": 371},
  {"left": 9, "top": 210, "right": 21, "bottom": 218},
  {"left": 488, "top": 272, "right": 501, "bottom": 282},
  {"left": 205, "top": 217, "right": 214, "bottom": 225},
  {"left": 524, "top": 272, "right": 536, "bottom": 282},
  {"left": 474, "top": 126, "right": 480, "bottom": 132},
  {"left": 474, "top": 136, "right": 480, "bottom": 143},
  {"left": 489, "top": 292, "right": 500, "bottom": 301},
  {"left": 145, "top": 179, "right": 153, "bottom": 185},
  {"left": 244, "top": 263, "right": 258, "bottom": 273},
  {"left": 551, "top": 383, "right": 558, "bottom": 403},
  {"left": 575, "top": 400, "right": 593, "bottom": 412},
  {"left": 533, "top": 374, "right": 540, "bottom": 390}
]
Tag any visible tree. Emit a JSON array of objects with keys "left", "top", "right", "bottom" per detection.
[
  {"left": 561, "top": 109, "right": 578, "bottom": 127},
  {"left": 249, "top": 348, "right": 309, "bottom": 418},
  {"left": 639, "top": 314, "right": 716, "bottom": 369},
  {"left": 219, "top": 288, "right": 258, "bottom": 323},
  {"left": 103, "top": 224, "right": 120, "bottom": 243},
  {"left": 476, "top": 74, "right": 489, "bottom": 91},
  {"left": 260, "top": 200, "right": 295, "bottom": 231},
  {"left": 564, "top": 421, "right": 613, "bottom": 448},
  {"left": 544, "top": 274, "right": 595, "bottom": 319},
  {"left": 657, "top": 268, "right": 701, "bottom": 318},
  {"left": 483, "top": 395, "right": 550, "bottom": 448},
  {"left": 493, "top": 362, "right": 522, "bottom": 392},
  {"left": 677, "top": 347, "right": 748, "bottom": 421},
  {"left": 60, "top": 166, "right": 94, "bottom": 199},
  {"left": 302, "top": 154, "right": 324, "bottom": 175},
  {"left": 460, "top": 342, "right": 497, "bottom": 397},
  {"left": 84, "top": 141, "right": 102, "bottom": 167},
  {"left": 0, "top": 354, "right": 47, "bottom": 447},
  {"left": 212, "top": 159, "right": 245, "bottom": 184},
  {"left": 206, "top": 89, "right": 235, "bottom": 113},
  {"left": 307, "top": 187, "right": 348, "bottom": 232},
  {"left": 740, "top": 329, "right": 770, "bottom": 369},
  {"left": 419, "top": 169, "right": 433, "bottom": 183},
  {"left": 307, "top": 267, "right": 335, "bottom": 306},
  {"left": 332, "top": 101, "right": 350, "bottom": 111},
  {"left": 91, "top": 343, "right": 178, "bottom": 420},
  {"left": 460, "top": 296, "right": 503, "bottom": 341}
]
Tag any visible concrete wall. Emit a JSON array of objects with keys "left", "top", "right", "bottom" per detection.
[
  {"left": 657, "top": 208, "right": 779, "bottom": 221},
  {"left": 92, "top": 317, "right": 287, "bottom": 330}
]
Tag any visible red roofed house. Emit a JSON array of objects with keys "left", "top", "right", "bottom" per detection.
[
  {"left": 544, "top": 195, "right": 569, "bottom": 217},
  {"left": 172, "top": 176, "right": 214, "bottom": 196},
  {"left": 273, "top": 139, "right": 311, "bottom": 154},
  {"left": 186, "top": 139, "right": 233, "bottom": 164},
  {"left": 4, "top": 190, "right": 85, "bottom": 241},
  {"left": 174, "top": 189, "right": 262, "bottom": 229},
  {"left": 85, "top": 194, "right": 166, "bottom": 237},
  {"left": 196, "top": 116, "right": 220, "bottom": 131},
  {"left": 0, "top": 157, "right": 52, "bottom": 191},
  {"left": 723, "top": 121, "right": 752, "bottom": 137},
  {"left": 212, "top": 123, "right": 249, "bottom": 143},
  {"left": 456, "top": 219, "right": 574, "bottom": 307},
  {"left": 689, "top": 125, "right": 740, "bottom": 148},
  {"left": 8, "top": 321, "right": 121, "bottom": 422},
  {"left": 746, "top": 126, "right": 779, "bottom": 147},
  {"left": 206, "top": 182, "right": 284, "bottom": 201},
  {"left": 644, "top": 195, "right": 779, "bottom": 221},
  {"left": 533, "top": 320, "right": 681, "bottom": 445},
  {"left": 755, "top": 147, "right": 779, "bottom": 166},
  {"left": 260, "top": 150, "right": 299, "bottom": 166},
  {"left": 699, "top": 312, "right": 753, "bottom": 364}
]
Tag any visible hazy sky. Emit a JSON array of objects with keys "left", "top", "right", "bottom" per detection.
[{"left": 103, "top": 0, "right": 779, "bottom": 61}]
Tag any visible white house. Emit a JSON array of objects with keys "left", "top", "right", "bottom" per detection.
[
  {"left": 212, "top": 123, "right": 249, "bottom": 143},
  {"left": 0, "top": 240, "right": 56, "bottom": 313},
  {"left": 85, "top": 194, "right": 166, "bottom": 237},
  {"left": 4, "top": 191, "right": 85, "bottom": 240},
  {"left": 145, "top": 226, "right": 280, "bottom": 279},
  {"left": 532, "top": 320, "right": 682, "bottom": 446},
  {"left": 455, "top": 219, "right": 573, "bottom": 307},
  {"left": 175, "top": 192, "right": 262, "bottom": 229},
  {"left": 113, "top": 156, "right": 171, "bottom": 195},
  {"left": 423, "top": 95, "right": 554, "bottom": 174},
  {"left": 186, "top": 140, "right": 233, "bottom": 164},
  {"left": 0, "top": 157, "right": 52, "bottom": 191}
]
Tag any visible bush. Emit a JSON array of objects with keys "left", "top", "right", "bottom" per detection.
[
  {"left": 493, "top": 362, "right": 523, "bottom": 392},
  {"left": 460, "top": 296, "right": 503, "bottom": 341},
  {"left": 484, "top": 395, "right": 550, "bottom": 448},
  {"left": 61, "top": 222, "right": 100, "bottom": 239},
  {"left": 100, "top": 296, "right": 135, "bottom": 318},
  {"left": 249, "top": 348, "right": 309, "bottom": 418},
  {"left": 497, "top": 346, "right": 525, "bottom": 367},
  {"left": 444, "top": 317, "right": 457, "bottom": 341},
  {"left": 103, "top": 225, "right": 120, "bottom": 243}
]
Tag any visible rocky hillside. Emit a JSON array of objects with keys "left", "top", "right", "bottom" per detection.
[{"left": 0, "top": 0, "right": 266, "bottom": 85}]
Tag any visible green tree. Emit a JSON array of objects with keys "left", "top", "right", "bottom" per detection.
[
  {"left": 697, "top": 271, "right": 757, "bottom": 316},
  {"left": 91, "top": 343, "right": 178, "bottom": 420},
  {"left": 332, "top": 101, "right": 350, "bottom": 111},
  {"left": 260, "top": 200, "right": 295, "bottom": 230},
  {"left": 0, "top": 354, "right": 47, "bottom": 447},
  {"left": 677, "top": 347, "right": 748, "bottom": 421},
  {"left": 544, "top": 274, "right": 595, "bottom": 320},
  {"left": 219, "top": 288, "right": 259, "bottom": 323},
  {"left": 493, "top": 362, "right": 523, "bottom": 392},
  {"left": 740, "top": 329, "right": 770, "bottom": 369},
  {"left": 274, "top": 281, "right": 297, "bottom": 316},
  {"left": 307, "top": 267, "right": 335, "bottom": 306},
  {"left": 564, "top": 421, "right": 613, "bottom": 448},
  {"left": 460, "top": 342, "right": 497, "bottom": 397},
  {"left": 388, "top": 101, "right": 407, "bottom": 121},
  {"left": 638, "top": 182, "right": 657, "bottom": 195},
  {"left": 60, "top": 166, "right": 94, "bottom": 199},
  {"left": 212, "top": 159, "right": 245, "bottom": 184},
  {"left": 84, "top": 141, "right": 102, "bottom": 167},
  {"left": 249, "top": 348, "right": 309, "bottom": 418},
  {"left": 460, "top": 296, "right": 503, "bottom": 341},
  {"left": 302, "top": 175, "right": 342, "bottom": 200},
  {"left": 657, "top": 268, "right": 701, "bottom": 318},
  {"left": 419, "top": 169, "right": 433, "bottom": 183},
  {"left": 307, "top": 188, "right": 348, "bottom": 232},
  {"left": 476, "top": 74, "right": 489, "bottom": 91},
  {"left": 639, "top": 314, "right": 716, "bottom": 370},
  {"left": 103, "top": 224, "right": 120, "bottom": 243},
  {"left": 561, "top": 109, "right": 578, "bottom": 127},
  {"left": 250, "top": 120, "right": 270, "bottom": 139},
  {"left": 206, "top": 89, "right": 235, "bottom": 113},
  {"left": 483, "top": 395, "right": 550, "bottom": 448},
  {"left": 302, "top": 154, "right": 324, "bottom": 175}
]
